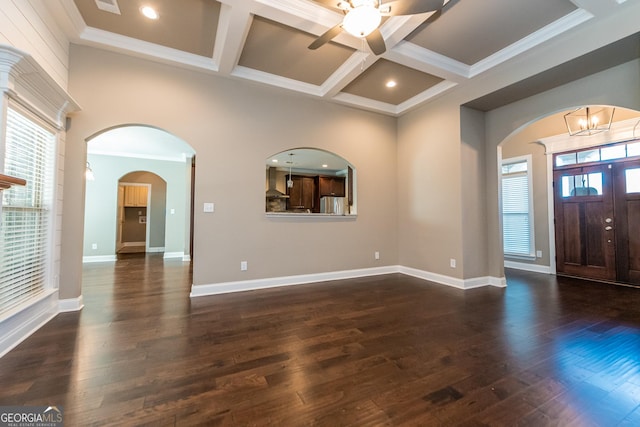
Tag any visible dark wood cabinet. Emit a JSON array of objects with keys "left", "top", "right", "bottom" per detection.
[
  {"left": 318, "top": 176, "right": 345, "bottom": 197},
  {"left": 284, "top": 174, "right": 345, "bottom": 212},
  {"left": 286, "top": 175, "right": 317, "bottom": 211}
]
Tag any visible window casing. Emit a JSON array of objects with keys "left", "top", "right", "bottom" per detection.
[
  {"left": 0, "top": 103, "right": 56, "bottom": 316},
  {"left": 502, "top": 155, "right": 535, "bottom": 258}
]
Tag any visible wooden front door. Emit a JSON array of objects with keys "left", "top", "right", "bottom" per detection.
[
  {"left": 613, "top": 159, "right": 640, "bottom": 285},
  {"left": 554, "top": 164, "right": 616, "bottom": 281}
]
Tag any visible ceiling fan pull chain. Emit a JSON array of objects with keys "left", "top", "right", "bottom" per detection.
[{"left": 361, "top": 38, "right": 366, "bottom": 71}]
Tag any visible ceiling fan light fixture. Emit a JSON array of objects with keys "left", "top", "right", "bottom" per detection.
[{"left": 342, "top": 5, "right": 381, "bottom": 38}]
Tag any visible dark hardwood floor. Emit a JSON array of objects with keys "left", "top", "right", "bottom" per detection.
[{"left": 1, "top": 254, "right": 640, "bottom": 426}]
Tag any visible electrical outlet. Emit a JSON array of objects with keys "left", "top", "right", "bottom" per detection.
[
  {"left": 536, "top": 250, "right": 542, "bottom": 258},
  {"left": 450, "top": 258, "right": 456, "bottom": 268},
  {"left": 203, "top": 203, "right": 214, "bottom": 213},
  {"left": 374, "top": 251, "right": 380, "bottom": 260},
  {"left": 240, "top": 261, "right": 248, "bottom": 271},
  {"left": 92, "top": 243, "right": 98, "bottom": 250}
]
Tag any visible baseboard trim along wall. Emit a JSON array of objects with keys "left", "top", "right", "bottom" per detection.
[
  {"left": 163, "top": 252, "right": 185, "bottom": 260},
  {"left": 147, "top": 247, "right": 165, "bottom": 253},
  {"left": 398, "top": 266, "right": 506, "bottom": 289},
  {"left": 190, "top": 265, "right": 506, "bottom": 298},
  {"left": 190, "top": 266, "right": 399, "bottom": 297},
  {"left": 83, "top": 255, "right": 117, "bottom": 263},
  {"left": 59, "top": 296, "right": 84, "bottom": 312},
  {"left": 504, "top": 260, "right": 552, "bottom": 274},
  {"left": 0, "top": 290, "right": 58, "bottom": 358}
]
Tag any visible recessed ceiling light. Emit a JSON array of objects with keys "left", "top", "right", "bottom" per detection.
[
  {"left": 272, "top": 159, "right": 278, "bottom": 163},
  {"left": 140, "top": 6, "right": 158, "bottom": 20},
  {"left": 322, "top": 164, "right": 329, "bottom": 168},
  {"left": 386, "top": 80, "right": 397, "bottom": 88}
]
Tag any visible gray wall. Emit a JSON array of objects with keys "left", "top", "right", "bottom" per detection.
[
  {"left": 66, "top": 44, "right": 398, "bottom": 294},
  {"left": 55, "top": 2, "right": 639, "bottom": 298},
  {"left": 397, "top": 59, "right": 640, "bottom": 282},
  {"left": 83, "top": 153, "right": 188, "bottom": 258}
]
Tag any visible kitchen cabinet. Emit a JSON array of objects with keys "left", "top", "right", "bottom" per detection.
[
  {"left": 124, "top": 185, "right": 148, "bottom": 207},
  {"left": 318, "top": 176, "right": 345, "bottom": 197},
  {"left": 286, "top": 175, "right": 317, "bottom": 211}
]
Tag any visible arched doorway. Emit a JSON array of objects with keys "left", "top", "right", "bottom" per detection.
[
  {"left": 83, "top": 125, "right": 196, "bottom": 262},
  {"left": 498, "top": 106, "right": 640, "bottom": 285},
  {"left": 116, "top": 171, "right": 166, "bottom": 254}
]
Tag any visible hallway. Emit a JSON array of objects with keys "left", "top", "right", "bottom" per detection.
[{"left": 0, "top": 255, "right": 639, "bottom": 425}]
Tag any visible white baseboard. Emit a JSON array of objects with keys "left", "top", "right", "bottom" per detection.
[
  {"left": 148, "top": 247, "right": 165, "bottom": 253},
  {"left": 190, "top": 265, "right": 506, "bottom": 298},
  {"left": 190, "top": 266, "right": 399, "bottom": 297},
  {"left": 504, "top": 260, "right": 552, "bottom": 274},
  {"left": 182, "top": 254, "right": 191, "bottom": 262},
  {"left": 399, "top": 266, "right": 506, "bottom": 289},
  {"left": 82, "top": 255, "right": 117, "bottom": 263},
  {"left": 163, "top": 251, "right": 184, "bottom": 259},
  {"left": 59, "top": 296, "right": 84, "bottom": 312},
  {"left": 0, "top": 290, "right": 58, "bottom": 358}
]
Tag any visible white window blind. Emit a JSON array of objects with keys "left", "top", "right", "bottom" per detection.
[
  {"left": 1, "top": 106, "right": 56, "bottom": 316},
  {"left": 502, "top": 158, "right": 534, "bottom": 257}
]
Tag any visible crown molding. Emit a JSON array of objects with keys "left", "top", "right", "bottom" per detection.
[{"left": 470, "top": 9, "right": 594, "bottom": 77}]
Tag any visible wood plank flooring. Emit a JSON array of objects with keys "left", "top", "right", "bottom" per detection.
[{"left": 1, "top": 254, "right": 640, "bottom": 425}]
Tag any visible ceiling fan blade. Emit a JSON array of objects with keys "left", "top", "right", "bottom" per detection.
[
  {"left": 366, "top": 29, "right": 386, "bottom": 55},
  {"left": 384, "top": 0, "right": 445, "bottom": 16},
  {"left": 308, "top": 24, "right": 343, "bottom": 50}
]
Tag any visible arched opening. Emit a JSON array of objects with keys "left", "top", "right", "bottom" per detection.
[
  {"left": 265, "top": 148, "right": 357, "bottom": 215},
  {"left": 83, "top": 125, "right": 196, "bottom": 262},
  {"left": 116, "top": 171, "right": 166, "bottom": 254},
  {"left": 497, "top": 106, "right": 640, "bottom": 285}
]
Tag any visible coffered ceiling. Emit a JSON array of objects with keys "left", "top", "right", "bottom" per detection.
[{"left": 52, "top": 0, "right": 638, "bottom": 115}]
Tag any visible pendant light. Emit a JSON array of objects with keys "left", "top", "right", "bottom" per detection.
[
  {"left": 287, "top": 153, "right": 294, "bottom": 188},
  {"left": 564, "top": 106, "right": 615, "bottom": 136}
]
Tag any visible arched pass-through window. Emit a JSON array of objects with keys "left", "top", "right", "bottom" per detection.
[{"left": 265, "top": 148, "right": 356, "bottom": 216}]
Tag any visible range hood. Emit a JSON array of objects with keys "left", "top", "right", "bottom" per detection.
[{"left": 266, "top": 167, "right": 289, "bottom": 199}]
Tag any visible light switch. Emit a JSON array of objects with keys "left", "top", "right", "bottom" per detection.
[
  {"left": 170, "top": 208, "right": 175, "bottom": 214},
  {"left": 203, "top": 203, "right": 214, "bottom": 213}
]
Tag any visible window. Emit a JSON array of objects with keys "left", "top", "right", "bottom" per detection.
[
  {"left": 555, "top": 141, "right": 640, "bottom": 168},
  {"left": 502, "top": 156, "right": 534, "bottom": 258},
  {"left": 561, "top": 172, "right": 603, "bottom": 197},
  {"left": 626, "top": 168, "right": 640, "bottom": 193},
  {"left": 0, "top": 105, "right": 56, "bottom": 316}
]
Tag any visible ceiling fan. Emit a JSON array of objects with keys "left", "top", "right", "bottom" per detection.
[{"left": 308, "top": 0, "right": 445, "bottom": 55}]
